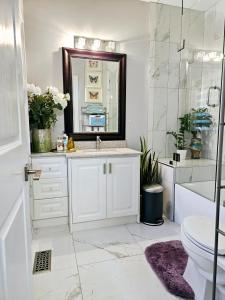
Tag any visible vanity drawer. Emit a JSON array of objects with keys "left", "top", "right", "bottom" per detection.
[
  {"left": 32, "top": 157, "right": 67, "bottom": 179},
  {"left": 33, "top": 178, "right": 68, "bottom": 200},
  {"left": 34, "top": 197, "right": 68, "bottom": 220}
]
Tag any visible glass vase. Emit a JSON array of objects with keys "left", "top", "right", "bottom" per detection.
[{"left": 32, "top": 129, "right": 52, "bottom": 153}]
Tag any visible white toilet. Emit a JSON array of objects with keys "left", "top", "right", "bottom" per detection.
[{"left": 181, "top": 216, "right": 225, "bottom": 300}]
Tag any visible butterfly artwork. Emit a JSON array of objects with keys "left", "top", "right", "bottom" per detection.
[
  {"left": 87, "top": 59, "right": 102, "bottom": 71},
  {"left": 89, "top": 75, "right": 98, "bottom": 84},
  {"left": 86, "top": 71, "right": 102, "bottom": 88},
  {"left": 89, "top": 91, "right": 99, "bottom": 100},
  {"left": 85, "top": 88, "right": 102, "bottom": 103}
]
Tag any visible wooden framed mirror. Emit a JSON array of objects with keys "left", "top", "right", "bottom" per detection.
[{"left": 62, "top": 47, "right": 126, "bottom": 140}]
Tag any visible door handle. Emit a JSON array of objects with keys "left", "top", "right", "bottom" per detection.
[
  {"left": 109, "top": 163, "right": 112, "bottom": 174},
  {"left": 24, "top": 164, "right": 42, "bottom": 181},
  {"left": 103, "top": 163, "right": 107, "bottom": 174}
]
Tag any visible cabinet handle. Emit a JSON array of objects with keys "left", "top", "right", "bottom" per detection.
[
  {"left": 103, "top": 163, "right": 107, "bottom": 174},
  {"left": 109, "top": 163, "right": 112, "bottom": 174}
]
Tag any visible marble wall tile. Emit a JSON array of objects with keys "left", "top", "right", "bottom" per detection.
[
  {"left": 149, "top": 3, "right": 170, "bottom": 42},
  {"left": 147, "top": 89, "right": 154, "bottom": 131},
  {"left": 149, "top": 41, "right": 169, "bottom": 62},
  {"left": 152, "top": 131, "right": 166, "bottom": 157},
  {"left": 175, "top": 167, "right": 193, "bottom": 183},
  {"left": 152, "top": 88, "right": 167, "bottom": 131},
  {"left": 167, "top": 88, "right": 179, "bottom": 131},
  {"left": 166, "top": 133, "right": 176, "bottom": 159},
  {"left": 148, "top": 59, "right": 169, "bottom": 88},
  {"left": 187, "top": 64, "right": 203, "bottom": 89},
  {"left": 203, "top": 7, "right": 217, "bottom": 51},
  {"left": 188, "top": 10, "right": 204, "bottom": 49},
  {"left": 169, "top": 6, "right": 182, "bottom": 44},
  {"left": 147, "top": 130, "right": 153, "bottom": 149},
  {"left": 168, "top": 43, "right": 180, "bottom": 88},
  {"left": 178, "top": 89, "right": 188, "bottom": 117}
]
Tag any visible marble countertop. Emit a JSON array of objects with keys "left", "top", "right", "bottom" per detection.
[
  {"left": 158, "top": 158, "right": 220, "bottom": 168},
  {"left": 31, "top": 148, "right": 141, "bottom": 158}
]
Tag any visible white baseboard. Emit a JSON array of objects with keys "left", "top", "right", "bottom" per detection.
[
  {"left": 70, "top": 215, "right": 137, "bottom": 232},
  {"left": 32, "top": 217, "right": 68, "bottom": 228}
]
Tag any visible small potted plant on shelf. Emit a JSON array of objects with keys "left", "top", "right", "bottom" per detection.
[
  {"left": 167, "top": 113, "right": 192, "bottom": 161},
  {"left": 140, "top": 137, "right": 163, "bottom": 226},
  {"left": 166, "top": 131, "right": 187, "bottom": 160},
  {"left": 27, "top": 84, "right": 70, "bottom": 153}
]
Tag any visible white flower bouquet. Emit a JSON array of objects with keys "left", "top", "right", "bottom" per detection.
[{"left": 27, "top": 83, "right": 70, "bottom": 129}]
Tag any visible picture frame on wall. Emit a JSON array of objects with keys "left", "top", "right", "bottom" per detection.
[
  {"left": 85, "top": 87, "right": 102, "bottom": 103},
  {"left": 85, "top": 71, "right": 102, "bottom": 88},
  {"left": 86, "top": 59, "right": 102, "bottom": 72}
]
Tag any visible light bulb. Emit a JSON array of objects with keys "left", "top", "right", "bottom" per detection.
[{"left": 92, "top": 39, "right": 101, "bottom": 50}]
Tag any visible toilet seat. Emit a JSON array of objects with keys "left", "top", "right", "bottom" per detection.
[{"left": 182, "top": 216, "right": 225, "bottom": 256}]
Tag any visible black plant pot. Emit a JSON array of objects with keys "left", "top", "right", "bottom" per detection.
[{"left": 141, "top": 184, "right": 164, "bottom": 226}]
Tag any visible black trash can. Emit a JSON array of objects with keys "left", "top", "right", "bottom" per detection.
[{"left": 141, "top": 184, "right": 164, "bottom": 226}]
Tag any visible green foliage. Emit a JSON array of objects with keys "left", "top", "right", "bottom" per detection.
[
  {"left": 29, "top": 94, "right": 62, "bottom": 129},
  {"left": 140, "top": 137, "right": 160, "bottom": 187},
  {"left": 166, "top": 131, "right": 186, "bottom": 150},
  {"left": 179, "top": 113, "right": 192, "bottom": 133}
]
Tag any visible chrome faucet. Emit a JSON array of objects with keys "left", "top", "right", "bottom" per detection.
[{"left": 96, "top": 136, "right": 102, "bottom": 150}]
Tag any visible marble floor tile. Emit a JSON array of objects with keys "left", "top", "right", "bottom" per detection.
[
  {"left": 137, "top": 234, "right": 181, "bottom": 251},
  {"left": 32, "top": 222, "right": 182, "bottom": 300},
  {"left": 33, "top": 267, "right": 81, "bottom": 300},
  {"left": 32, "top": 226, "right": 81, "bottom": 299},
  {"left": 78, "top": 254, "right": 178, "bottom": 300},
  {"left": 126, "top": 219, "right": 180, "bottom": 242},
  {"left": 73, "top": 225, "right": 142, "bottom": 266}
]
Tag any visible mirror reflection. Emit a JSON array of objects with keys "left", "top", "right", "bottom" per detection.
[{"left": 71, "top": 57, "right": 119, "bottom": 133}]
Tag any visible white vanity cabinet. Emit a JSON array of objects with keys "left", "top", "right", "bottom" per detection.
[
  {"left": 31, "top": 156, "right": 68, "bottom": 226},
  {"left": 107, "top": 157, "right": 139, "bottom": 218},
  {"left": 69, "top": 155, "right": 140, "bottom": 226},
  {"left": 70, "top": 158, "right": 107, "bottom": 223}
]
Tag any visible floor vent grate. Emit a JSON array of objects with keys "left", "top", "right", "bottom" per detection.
[{"left": 33, "top": 250, "right": 52, "bottom": 274}]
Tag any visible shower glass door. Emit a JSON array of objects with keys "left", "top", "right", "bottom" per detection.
[{"left": 176, "top": 0, "right": 225, "bottom": 204}]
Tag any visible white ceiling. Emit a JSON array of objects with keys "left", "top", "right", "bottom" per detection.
[{"left": 139, "top": 0, "right": 221, "bottom": 11}]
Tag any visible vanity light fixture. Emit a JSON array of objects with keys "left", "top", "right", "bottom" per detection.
[
  {"left": 91, "top": 39, "right": 101, "bottom": 50},
  {"left": 74, "top": 36, "right": 116, "bottom": 52},
  {"left": 76, "top": 37, "right": 86, "bottom": 49}
]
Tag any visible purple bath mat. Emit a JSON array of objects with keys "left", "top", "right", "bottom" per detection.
[{"left": 145, "top": 240, "right": 194, "bottom": 299}]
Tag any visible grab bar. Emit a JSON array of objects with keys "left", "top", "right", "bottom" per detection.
[{"left": 207, "top": 86, "right": 221, "bottom": 107}]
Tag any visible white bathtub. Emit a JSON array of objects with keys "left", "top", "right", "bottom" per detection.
[{"left": 175, "top": 180, "right": 225, "bottom": 224}]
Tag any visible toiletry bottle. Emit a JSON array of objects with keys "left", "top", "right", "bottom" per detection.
[
  {"left": 57, "top": 136, "right": 63, "bottom": 152},
  {"left": 63, "top": 132, "right": 68, "bottom": 151},
  {"left": 67, "top": 136, "right": 75, "bottom": 151}
]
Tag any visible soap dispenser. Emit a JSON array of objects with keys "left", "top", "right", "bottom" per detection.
[{"left": 67, "top": 136, "right": 75, "bottom": 152}]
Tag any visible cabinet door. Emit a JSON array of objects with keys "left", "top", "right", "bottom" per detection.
[
  {"left": 71, "top": 158, "right": 107, "bottom": 223},
  {"left": 107, "top": 157, "right": 139, "bottom": 218}
]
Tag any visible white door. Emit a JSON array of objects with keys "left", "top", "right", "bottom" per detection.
[
  {"left": 0, "top": 0, "right": 32, "bottom": 299},
  {"left": 70, "top": 158, "right": 107, "bottom": 223},
  {"left": 107, "top": 157, "right": 139, "bottom": 218}
]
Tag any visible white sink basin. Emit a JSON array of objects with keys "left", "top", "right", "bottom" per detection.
[{"left": 81, "top": 148, "right": 118, "bottom": 153}]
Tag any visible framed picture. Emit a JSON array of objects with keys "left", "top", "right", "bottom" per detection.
[
  {"left": 85, "top": 87, "right": 102, "bottom": 103},
  {"left": 85, "top": 71, "right": 102, "bottom": 88},
  {"left": 86, "top": 59, "right": 102, "bottom": 72}
]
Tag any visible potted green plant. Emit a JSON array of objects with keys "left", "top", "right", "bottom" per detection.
[
  {"left": 27, "top": 84, "right": 70, "bottom": 153},
  {"left": 167, "top": 113, "right": 192, "bottom": 160},
  {"left": 166, "top": 131, "right": 187, "bottom": 160},
  {"left": 140, "top": 137, "right": 163, "bottom": 225}
]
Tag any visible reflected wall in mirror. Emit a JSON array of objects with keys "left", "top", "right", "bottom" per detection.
[{"left": 62, "top": 48, "right": 126, "bottom": 140}]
